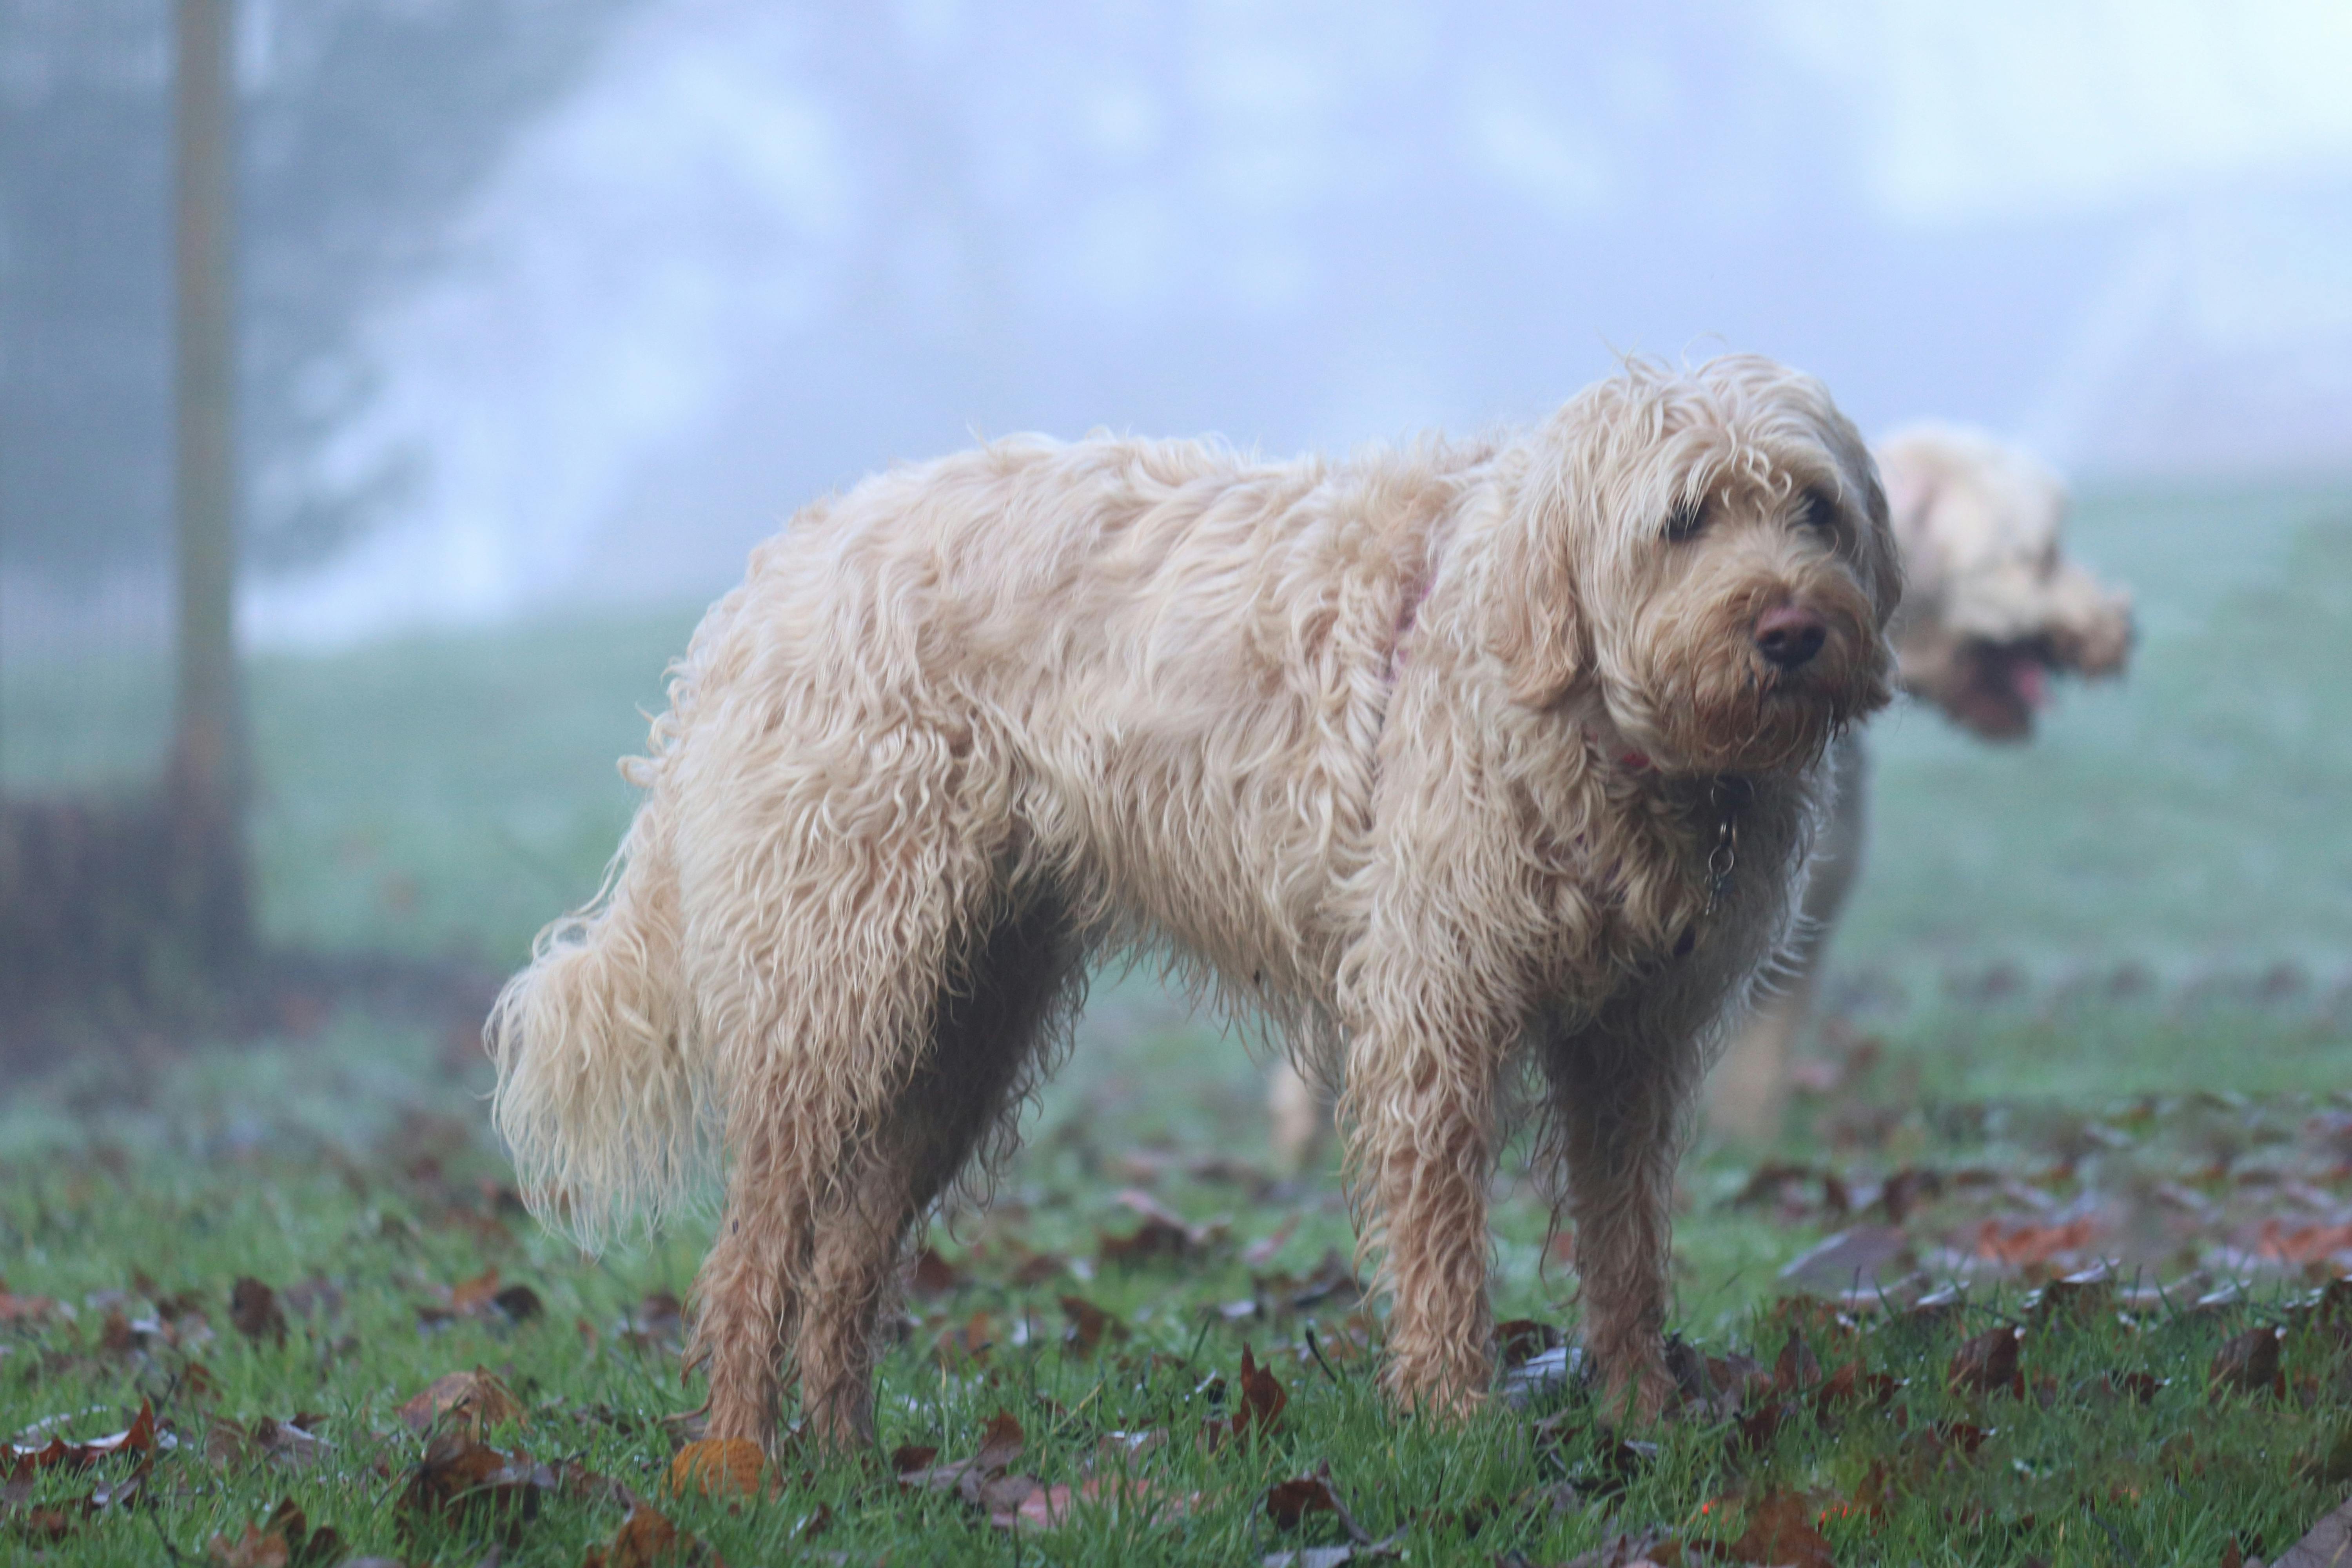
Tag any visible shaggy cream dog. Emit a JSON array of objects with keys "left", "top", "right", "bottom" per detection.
[
  {"left": 1277, "top": 424, "right": 2139, "bottom": 1158},
  {"left": 1701, "top": 423, "right": 2134, "bottom": 1141},
  {"left": 489, "top": 355, "right": 1900, "bottom": 1446}
]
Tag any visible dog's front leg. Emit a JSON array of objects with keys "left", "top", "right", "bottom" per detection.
[
  {"left": 1340, "top": 957, "right": 1513, "bottom": 1417},
  {"left": 1541, "top": 1017, "right": 1693, "bottom": 1424}
]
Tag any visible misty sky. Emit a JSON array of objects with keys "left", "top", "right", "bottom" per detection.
[{"left": 245, "top": 0, "right": 2352, "bottom": 644}]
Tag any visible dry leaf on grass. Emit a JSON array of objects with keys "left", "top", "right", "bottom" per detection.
[
  {"left": 1949, "top": 1326, "right": 2026, "bottom": 1398},
  {"left": 398, "top": 1367, "right": 524, "bottom": 1435},
  {"left": 398, "top": 1429, "right": 575, "bottom": 1534},
  {"left": 908, "top": 1247, "right": 964, "bottom": 1300},
  {"left": 1099, "top": 1189, "right": 1228, "bottom": 1266},
  {"left": 0, "top": 1280, "right": 61, "bottom": 1325},
  {"left": 897, "top": 1409, "right": 1030, "bottom": 1511},
  {"left": 7, "top": 1400, "right": 158, "bottom": 1470},
  {"left": 205, "top": 1415, "right": 332, "bottom": 1470},
  {"left": 202, "top": 1499, "right": 343, "bottom": 1568},
  {"left": 2210, "top": 1326, "right": 2287, "bottom": 1399},
  {"left": 1495, "top": 1318, "right": 1562, "bottom": 1370},
  {"left": 668, "top": 1437, "right": 764, "bottom": 1498},
  {"left": 229, "top": 1278, "right": 287, "bottom": 1345},
  {"left": 419, "top": 1268, "right": 545, "bottom": 1329},
  {"left": 1542, "top": 1529, "right": 1681, "bottom": 1568},
  {"left": 1719, "top": 1488, "right": 1838, "bottom": 1568},
  {"left": 583, "top": 1498, "right": 720, "bottom": 1568},
  {"left": 1777, "top": 1227, "right": 1914, "bottom": 1297},
  {"left": 1202, "top": 1344, "right": 1289, "bottom": 1451},
  {"left": 1060, "top": 1294, "right": 1130, "bottom": 1354},
  {"left": 1772, "top": 1327, "right": 1824, "bottom": 1395},
  {"left": 1971, "top": 1215, "right": 2099, "bottom": 1271},
  {"left": 933, "top": 1310, "right": 998, "bottom": 1368},
  {"left": 1265, "top": 1469, "right": 1345, "bottom": 1532},
  {"left": 1811, "top": 1361, "right": 1902, "bottom": 1423},
  {"left": 2025, "top": 1264, "right": 2115, "bottom": 1324},
  {"left": 1236, "top": 1343, "right": 1289, "bottom": 1434},
  {"left": 619, "top": 1290, "right": 687, "bottom": 1352}
]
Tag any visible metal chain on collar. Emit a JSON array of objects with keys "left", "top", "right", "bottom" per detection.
[{"left": 1702, "top": 779, "right": 1742, "bottom": 916}]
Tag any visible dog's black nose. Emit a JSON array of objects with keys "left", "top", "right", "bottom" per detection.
[{"left": 1754, "top": 604, "right": 1827, "bottom": 670}]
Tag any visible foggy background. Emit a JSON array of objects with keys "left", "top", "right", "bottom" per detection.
[
  {"left": 9, "top": 0, "right": 2350, "bottom": 646},
  {"left": 4, "top": 0, "right": 2351, "bottom": 1008}
]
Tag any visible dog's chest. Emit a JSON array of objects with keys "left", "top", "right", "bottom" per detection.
[{"left": 1532, "top": 771, "right": 1804, "bottom": 995}]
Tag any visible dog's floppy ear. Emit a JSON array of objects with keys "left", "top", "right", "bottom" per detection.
[{"left": 1491, "top": 482, "right": 1590, "bottom": 709}]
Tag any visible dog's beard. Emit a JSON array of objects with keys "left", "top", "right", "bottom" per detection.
[{"left": 1613, "top": 582, "right": 1892, "bottom": 776}]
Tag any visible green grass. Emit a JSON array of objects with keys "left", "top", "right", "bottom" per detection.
[{"left": 6, "top": 1021, "right": 2351, "bottom": 1564}]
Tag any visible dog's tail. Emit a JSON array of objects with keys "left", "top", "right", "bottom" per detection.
[{"left": 487, "top": 779, "right": 709, "bottom": 1251}]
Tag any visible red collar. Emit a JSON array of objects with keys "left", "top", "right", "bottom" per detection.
[{"left": 1384, "top": 535, "right": 1446, "bottom": 681}]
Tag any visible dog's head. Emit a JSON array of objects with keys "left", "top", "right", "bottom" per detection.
[
  {"left": 1495, "top": 354, "right": 1900, "bottom": 775},
  {"left": 1874, "top": 424, "right": 2133, "bottom": 741}
]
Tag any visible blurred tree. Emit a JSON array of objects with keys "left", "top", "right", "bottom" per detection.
[
  {"left": 0, "top": 0, "right": 635, "bottom": 584},
  {"left": 170, "top": 0, "right": 248, "bottom": 976}
]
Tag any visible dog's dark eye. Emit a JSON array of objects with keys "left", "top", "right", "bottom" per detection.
[
  {"left": 1797, "top": 489, "right": 1840, "bottom": 537},
  {"left": 1664, "top": 497, "right": 1706, "bottom": 543}
]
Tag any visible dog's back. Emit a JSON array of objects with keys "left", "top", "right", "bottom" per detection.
[{"left": 491, "top": 432, "right": 1483, "bottom": 1236}]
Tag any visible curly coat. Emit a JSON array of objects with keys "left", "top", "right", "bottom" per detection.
[{"left": 489, "top": 354, "right": 1900, "bottom": 1444}]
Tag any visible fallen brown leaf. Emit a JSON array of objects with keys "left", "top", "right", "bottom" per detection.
[
  {"left": 448, "top": 1268, "right": 503, "bottom": 1315},
  {"left": 229, "top": 1278, "right": 287, "bottom": 1345},
  {"left": 1234, "top": 1343, "right": 1289, "bottom": 1439},
  {"left": 1719, "top": 1488, "right": 1837, "bottom": 1568},
  {"left": 400, "top": 1430, "right": 555, "bottom": 1530},
  {"left": 204, "top": 1524, "right": 289, "bottom": 1568},
  {"left": 2211, "top": 1326, "right": 2287, "bottom": 1399},
  {"left": 668, "top": 1437, "right": 764, "bottom": 1498},
  {"left": 1550, "top": 1529, "right": 1681, "bottom": 1568},
  {"left": 621, "top": 1290, "right": 687, "bottom": 1352},
  {"left": 1263, "top": 1461, "right": 1376, "bottom": 1545},
  {"left": 1266, "top": 1472, "right": 1342, "bottom": 1531},
  {"left": 398, "top": 1367, "right": 524, "bottom": 1435},
  {"left": 1060, "top": 1294, "right": 1130, "bottom": 1354},
  {"left": 1777, "top": 1227, "right": 1914, "bottom": 1297},
  {"left": 2026, "top": 1264, "right": 2115, "bottom": 1324},
  {"left": 583, "top": 1498, "right": 717, "bottom": 1568},
  {"left": 203, "top": 1499, "right": 342, "bottom": 1568},
  {"left": 1773, "top": 1327, "right": 1823, "bottom": 1395},
  {"left": 1496, "top": 1318, "right": 1561, "bottom": 1370},
  {"left": 1972, "top": 1215, "right": 2098, "bottom": 1272},
  {"left": 897, "top": 1409, "right": 1028, "bottom": 1512},
  {"left": 909, "top": 1247, "right": 964, "bottom": 1300},
  {"left": 1811, "top": 1361, "right": 1901, "bottom": 1423},
  {"left": 933, "top": 1309, "right": 998, "bottom": 1368},
  {"left": 1948, "top": 1326, "right": 2025, "bottom": 1398},
  {"left": 7, "top": 1400, "right": 157, "bottom": 1470},
  {"left": 1098, "top": 1189, "right": 1226, "bottom": 1266},
  {"left": 0, "top": 1279, "right": 60, "bottom": 1325}
]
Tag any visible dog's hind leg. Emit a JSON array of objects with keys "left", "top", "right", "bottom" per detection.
[
  {"left": 792, "top": 897, "right": 1082, "bottom": 1446},
  {"left": 1538, "top": 1007, "right": 1700, "bottom": 1425},
  {"left": 682, "top": 726, "right": 1034, "bottom": 1450}
]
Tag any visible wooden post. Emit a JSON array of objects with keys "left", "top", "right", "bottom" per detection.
[{"left": 169, "top": 0, "right": 252, "bottom": 980}]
